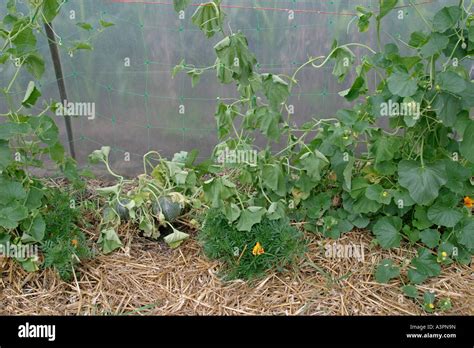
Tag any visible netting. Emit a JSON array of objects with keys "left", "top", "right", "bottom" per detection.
[{"left": 1, "top": 0, "right": 446, "bottom": 175}]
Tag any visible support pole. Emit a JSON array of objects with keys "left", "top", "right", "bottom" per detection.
[{"left": 44, "top": 22, "right": 76, "bottom": 159}]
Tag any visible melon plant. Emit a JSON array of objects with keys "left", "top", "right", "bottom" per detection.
[{"left": 173, "top": 0, "right": 473, "bottom": 310}]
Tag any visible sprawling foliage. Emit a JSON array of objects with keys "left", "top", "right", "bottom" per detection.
[{"left": 172, "top": 0, "right": 473, "bottom": 306}]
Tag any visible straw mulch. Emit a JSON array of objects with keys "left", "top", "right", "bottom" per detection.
[{"left": 1, "top": 224, "right": 473, "bottom": 315}]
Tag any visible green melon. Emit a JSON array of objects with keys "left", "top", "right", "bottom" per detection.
[{"left": 153, "top": 196, "right": 183, "bottom": 222}]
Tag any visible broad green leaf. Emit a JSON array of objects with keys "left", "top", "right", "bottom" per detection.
[
  {"left": 460, "top": 122, "right": 474, "bottom": 163},
  {"left": 377, "top": 0, "right": 398, "bottom": 20},
  {"left": 413, "top": 206, "right": 432, "bottom": 230},
  {"left": 42, "top": 0, "right": 60, "bottom": 23},
  {"left": 236, "top": 206, "right": 266, "bottom": 232},
  {"left": 192, "top": 0, "right": 224, "bottom": 38},
  {"left": 419, "top": 229, "right": 440, "bottom": 248},
  {"left": 254, "top": 106, "right": 281, "bottom": 141},
  {"left": 375, "top": 258, "right": 400, "bottom": 283},
  {"left": 0, "top": 122, "right": 31, "bottom": 140},
  {"left": 24, "top": 53, "right": 45, "bottom": 79},
  {"left": 22, "top": 81, "right": 41, "bottom": 108},
  {"left": 365, "top": 184, "right": 391, "bottom": 204},
  {"left": 433, "top": 6, "right": 462, "bottom": 33},
  {"left": 262, "top": 164, "right": 286, "bottom": 196},
  {"left": 300, "top": 150, "right": 329, "bottom": 182},
  {"left": 436, "top": 71, "right": 466, "bottom": 94},
  {"left": 408, "top": 248, "right": 441, "bottom": 284},
  {"left": 21, "top": 215, "right": 45, "bottom": 243},
  {"left": 339, "top": 76, "right": 366, "bottom": 101},
  {"left": 402, "top": 285, "right": 418, "bottom": 298},
  {"left": 25, "top": 187, "right": 44, "bottom": 210},
  {"left": 0, "top": 180, "right": 27, "bottom": 202},
  {"left": 73, "top": 41, "right": 93, "bottom": 50},
  {"left": 0, "top": 205, "right": 28, "bottom": 229},
  {"left": 0, "top": 140, "right": 12, "bottom": 171},
  {"left": 214, "top": 33, "right": 256, "bottom": 85},
  {"left": 357, "top": 7, "right": 372, "bottom": 32},
  {"left": 409, "top": 31, "right": 428, "bottom": 47},
  {"left": 266, "top": 201, "right": 286, "bottom": 220},
  {"left": 303, "top": 192, "right": 331, "bottom": 219},
  {"left": 214, "top": 103, "right": 237, "bottom": 139},
  {"left": 11, "top": 22, "right": 36, "bottom": 55},
  {"left": 457, "top": 218, "right": 474, "bottom": 250},
  {"left": 433, "top": 93, "right": 461, "bottom": 126},
  {"left": 398, "top": 160, "right": 447, "bottom": 205},
  {"left": 371, "top": 135, "right": 403, "bottom": 163},
  {"left": 373, "top": 216, "right": 402, "bottom": 249},
  {"left": 262, "top": 74, "right": 289, "bottom": 110},
  {"left": 224, "top": 203, "right": 241, "bottom": 223},
  {"left": 387, "top": 71, "right": 418, "bottom": 97},
  {"left": 419, "top": 33, "right": 449, "bottom": 57},
  {"left": 427, "top": 196, "right": 463, "bottom": 228}
]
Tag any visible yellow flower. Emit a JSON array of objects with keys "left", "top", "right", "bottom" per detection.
[
  {"left": 71, "top": 239, "right": 78, "bottom": 247},
  {"left": 464, "top": 196, "right": 474, "bottom": 208},
  {"left": 428, "top": 303, "right": 434, "bottom": 309},
  {"left": 252, "top": 242, "right": 264, "bottom": 256},
  {"left": 382, "top": 191, "right": 389, "bottom": 197},
  {"left": 441, "top": 251, "right": 448, "bottom": 258}
]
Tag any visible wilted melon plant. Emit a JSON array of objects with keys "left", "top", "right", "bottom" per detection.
[
  {"left": 172, "top": 0, "right": 473, "bottom": 308},
  {"left": 89, "top": 147, "right": 204, "bottom": 252}
]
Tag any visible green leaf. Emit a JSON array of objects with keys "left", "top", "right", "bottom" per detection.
[
  {"left": 24, "top": 53, "right": 45, "bottom": 79},
  {"left": 25, "top": 187, "right": 44, "bottom": 210},
  {"left": 73, "top": 41, "right": 93, "bottom": 50},
  {"left": 236, "top": 206, "right": 266, "bottom": 232},
  {"left": 22, "top": 81, "right": 41, "bottom": 108},
  {"left": 330, "top": 43, "right": 355, "bottom": 82},
  {"left": 419, "top": 33, "right": 449, "bottom": 57},
  {"left": 0, "top": 122, "right": 31, "bottom": 140},
  {"left": 266, "top": 201, "right": 286, "bottom": 221},
  {"left": 419, "top": 229, "right": 440, "bottom": 248},
  {"left": 375, "top": 258, "right": 400, "bottom": 283},
  {"left": 224, "top": 203, "right": 241, "bottom": 223},
  {"left": 173, "top": 0, "right": 192, "bottom": 12},
  {"left": 262, "top": 74, "right": 289, "bottom": 110},
  {"left": 433, "top": 93, "right": 462, "bottom": 127},
  {"left": 427, "top": 196, "right": 463, "bottom": 228},
  {"left": 99, "top": 19, "right": 115, "bottom": 28},
  {"left": 11, "top": 22, "right": 36, "bottom": 56},
  {"left": 387, "top": 71, "right": 418, "bottom": 97},
  {"left": 300, "top": 150, "right": 329, "bottom": 182},
  {"left": 98, "top": 227, "right": 123, "bottom": 254},
  {"left": 409, "top": 31, "right": 428, "bottom": 47},
  {"left": 365, "top": 184, "right": 391, "bottom": 204},
  {"left": 371, "top": 135, "right": 403, "bottom": 163},
  {"left": 408, "top": 248, "right": 441, "bottom": 284},
  {"left": 436, "top": 71, "right": 466, "bottom": 94},
  {"left": 373, "top": 216, "right": 402, "bottom": 249},
  {"left": 357, "top": 7, "right": 372, "bottom": 33},
  {"left": 377, "top": 0, "right": 398, "bottom": 20},
  {"left": 203, "top": 177, "right": 235, "bottom": 208},
  {"left": 457, "top": 218, "right": 474, "bottom": 250},
  {"left": 164, "top": 229, "right": 189, "bottom": 248},
  {"left": 192, "top": 0, "right": 224, "bottom": 38},
  {"left": 0, "top": 205, "right": 28, "bottom": 229},
  {"left": 433, "top": 6, "right": 462, "bottom": 33},
  {"left": 262, "top": 164, "right": 286, "bottom": 196},
  {"left": 413, "top": 206, "right": 432, "bottom": 230},
  {"left": 398, "top": 160, "right": 447, "bottom": 205},
  {"left": 77, "top": 22, "right": 93, "bottom": 31},
  {"left": 254, "top": 106, "right": 281, "bottom": 141},
  {"left": 42, "top": 0, "right": 60, "bottom": 23},
  {"left": 0, "top": 180, "right": 27, "bottom": 202},
  {"left": 0, "top": 140, "right": 12, "bottom": 171},
  {"left": 21, "top": 215, "right": 45, "bottom": 243},
  {"left": 339, "top": 76, "right": 366, "bottom": 101},
  {"left": 402, "top": 285, "right": 418, "bottom": 298},
  {"left": 214, "top": 33, "right": 256, "bottom": 85},
  {"left": 460, "top": 122, "right": 474, "bottom": 163}
]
